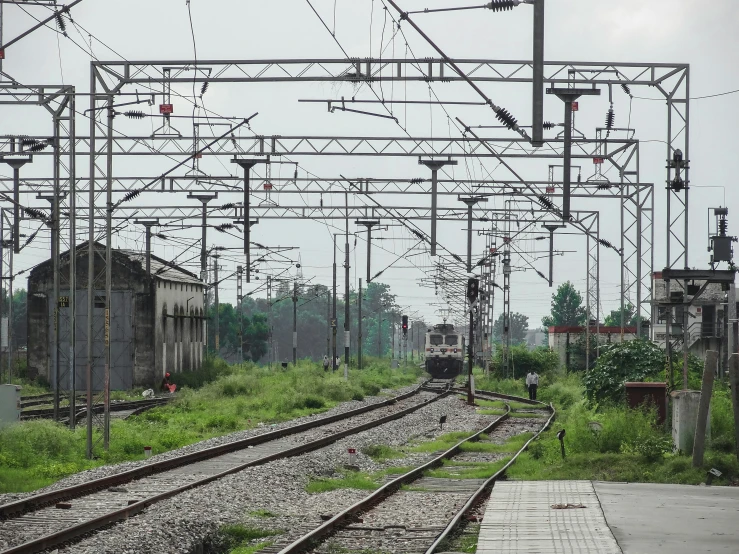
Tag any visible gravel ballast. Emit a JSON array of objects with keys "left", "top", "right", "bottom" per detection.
[{"left": 39, "top": 394, "right": 494, "bottom": 554}]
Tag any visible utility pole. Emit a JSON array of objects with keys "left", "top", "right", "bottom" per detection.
[
  {"left": 531, "top": 0, "right": 545, "bottom": 147},
  {"left": 378, "top": 303, "right": 383, "bottom": 358},
  {"left": 344, "top": 196, "right": 350, "bottom": 380},
  {"left": 231, "top": 158, "right": 268, "bottom": 283},
  {"left": 543, "top": 224, "right": 565, "bottom": 287},
  {"left": 332, "top": 236, "right": 338, "bottom": 370},
  {"left": 358, "top": 278, "right": 363, "bottom": 369},
  {"left": 460, "top": 196, "right": 487, "bottom": 273},
  {"left": 236, "top": 266, "right": 243, "bottom": 363},
  {"left": 356, "top": 220, "right": 379, "bottom": 282},
  {"left": 213, "top": 254, "right": 220, "bottom": 357},
  {"left": 326, "top": 288, "right": 331, "bottom": 359},
  {"left": 419, "top": 158, "right": 458, "bottom": 255},
  {"left": 267, "top": 275, "right": 273, "bottom": 368},
  {"left": 292, "top": 279, "right": 298, "bottom": 365}
]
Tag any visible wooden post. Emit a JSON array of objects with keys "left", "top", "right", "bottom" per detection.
[
  {"left": 692, "top": 350, "right": 717, "bottom": 467},
  {"left": 729, "top": 354, "right": 739, "bottom": 462}
]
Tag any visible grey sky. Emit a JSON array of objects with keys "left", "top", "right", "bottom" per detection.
[{"left": 0, "top": 0, "right": 737, "bottom": 330}]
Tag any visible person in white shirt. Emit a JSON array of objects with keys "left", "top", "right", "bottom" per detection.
[{"left": 526, "top": 371, "right": 539, "bottom": 400}]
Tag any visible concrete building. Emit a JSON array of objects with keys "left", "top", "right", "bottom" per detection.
[
  {"left": 27, "top": 242, "right": 206, "bottom": 390},
  {"left": 651, "top": 271, "right": 736, "bottom": 363},
  {"left": 548, "top": 326, "right": 638, "bottom": 369}
]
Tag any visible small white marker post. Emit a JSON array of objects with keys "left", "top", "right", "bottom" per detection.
[
  {"left": 348, "top": 448, "right": 357, "bottom": 466},
  {"left": 144, "top": 446, "right": 152, "bottom": 458}
]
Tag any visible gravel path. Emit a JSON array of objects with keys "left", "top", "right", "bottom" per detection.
[{"left": 41, "top": 394, "right": 491, "bottom": 554}]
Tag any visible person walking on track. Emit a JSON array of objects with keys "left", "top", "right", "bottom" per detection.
[{"left": 526, "top": 370, "right": 539, "bottom": 400}]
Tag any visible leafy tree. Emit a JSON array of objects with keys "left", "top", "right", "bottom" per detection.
[
  {"left": 492, "top": 312, "right": 529, "bottom": 345},
  {"left": 604, "top": 303, "right": 639, "bottom": 327},
  {"left": 491, "top": 344, "right": 558, "bottom": 378},
  {"left": 541, "top": 281, "right": 586, "bottom": 329}
]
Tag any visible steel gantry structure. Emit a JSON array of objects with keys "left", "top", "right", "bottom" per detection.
[{"left": 0, "top": 54, "right": 689, "bottom": 455}]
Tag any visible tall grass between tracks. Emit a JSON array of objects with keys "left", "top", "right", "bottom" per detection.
[{"left": 0, "top": 359, "right": 422, "bottom": 493}]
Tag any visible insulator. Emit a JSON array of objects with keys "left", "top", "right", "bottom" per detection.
[
  {"left": 538, "top": 194, "right": 554, "bottom": 210},
  {"left": 597, "top": 183, "right": 611, "bottom": 190},
  {"left": 156, "top": 233, "right": 168, "bottom": 240},
  {"left": 24, "top": 231, "right": 38, "bottom": 246},
  {"left": 216, "top": 224, "right": 234, "bottom": 232},
  {"left": 487, "top": 0, "right": 517, "bottom": 12},
  {"left": 495, "top": 107, "right": 518, "bottom": 130},
  {"left": 410, "top": 178, "right": 425, "bottom": 184},
  {"left": 24, "top": 207, "right": 46, "bottom": 219},
  {"left": 536, "top": 270, "right": 546, "bottom": 280},
  {"left": 55, "top": 11, "right": 67, "bottom": 35},
  {"left": 452, "top": 254, "right": 462, "bottom": 263},
  {"left": 411, "top": 229, "right": 425, "bottom": 240},
  {"left": 605, "top": 105, "right": 615, "bottom": 131},
  {"left": 221, "top": 203, "right": 235, "bottom": 210},
  {"left": 599, "top": 239, "right": 613, "bottom": 248},
  {"left": 28, "top": 141, "right": 49, "bottom": 152},
  {"left": 200, "top": 81, "right": 209, "bottom": 96},
  {"left": 21, "top": 138, "right": 37, "bottom": 146},
  {"left": 542, "top": 121, "right": 556, "bottom": 130},
  {"left": 123, "top": 189, "right": 142, "bottom": 202},
  {"left": 125, "top": 110, "right": 146, "bottom": 119},
  {"left": 719, "top": 217, "right": 728, "bottom": 237},
  {"left": 621, "top": 83, "right": 632, "bottom": 96}
]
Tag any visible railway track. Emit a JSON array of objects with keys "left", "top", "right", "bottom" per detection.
[
  {"left": 0, "top": 380, "right": 453, "bottom": 554},
  {"left": 20, "top": 396, "right": 175, "bottom": 422},
  {"left": 271, "top": 390, "right": 554, "bottom": 554}
]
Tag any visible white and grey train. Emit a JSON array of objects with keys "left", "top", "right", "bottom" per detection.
[{"left": 424, "top": 323, "right": 465, "bottom": 378}]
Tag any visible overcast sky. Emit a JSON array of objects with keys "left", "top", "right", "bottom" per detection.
[{"left": 1, "top": 0, "right": 737, "bottom": 330}]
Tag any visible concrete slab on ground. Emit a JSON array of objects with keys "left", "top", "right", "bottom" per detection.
[
  {"left": 593, "top": 481, "right": 739, "bottom": 553},
  {"left": 476, "top": 480, "right": 621, "bottom": 553}
]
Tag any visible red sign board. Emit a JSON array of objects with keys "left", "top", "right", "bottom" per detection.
[
  {"left": 571, "top": 101, "right": 579, "bottom": 112},
  {"left": 503, "top": 236, "right": 511, "bottom": 244},
  {"left": 193, "top": 152, "right": 202, "bottom": 159},
  {"left": 264, "top": 183, "right": 274, "bottom": 191},
  {"left": 348, "top": 448, "right": 356, "bottom": 454},
  {"left": 546, "top": 186, "right": 555, "bottom": 194},
  {"left": 159, "top": 104, "right": 174, "bottom": 114},
  {"left": 0, "top": 50, "right": 5, "bottom": 60},
  {"left": 593, "top": 157, "right": 604, "bottom": 165}
]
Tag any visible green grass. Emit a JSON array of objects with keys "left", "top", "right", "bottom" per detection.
[
  {"left": 426, "top": 459, "right": 508, "bottom": 479},
  {"left": 361, "top": 444, "right": 403, "bottom": 462},
  {"left": 0, "top": 359, "right": 422, "bottom": 493},
  {"left": 218, "top": 524, "right": 281, "bottom": 554},
  {"left": 476, "top": 399, "right": 505, "bottom": 409},
  {"left": 436, "top": 523, "right": 480, "bottom": 553},
  {"left": 249, "top": 509, "right": 278, "bottom": 518},
  {"left": 477, "top": 409, "right": 506, "bottom": 416},
  {"left": 306, "top": 470, "right": 379, "bottom": 494}
]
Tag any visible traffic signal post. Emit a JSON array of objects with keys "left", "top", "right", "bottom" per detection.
[{"left": 467, "top": 277, "right": 479, "bottom": 405}]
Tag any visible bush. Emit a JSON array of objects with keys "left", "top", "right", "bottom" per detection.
[
  {"left": 583, "top": 340, "right": 666, "bottom": 404},
  {"left": 490, "top": 345, "right": 559, "bottom": 379}
]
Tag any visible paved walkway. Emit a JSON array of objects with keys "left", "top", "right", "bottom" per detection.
[
  {"left": 477, "top": 480, "right": 739, "bottom": 553},
  {"left": 476, "top": 480, "right": 621, "bottom": 553}
]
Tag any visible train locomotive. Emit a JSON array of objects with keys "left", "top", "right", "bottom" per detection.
[{"left": 424, "top": 323, "right": 465, "bottom": 378}]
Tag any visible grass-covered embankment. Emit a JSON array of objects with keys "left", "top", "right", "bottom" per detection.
[
  {"left": 0, "top": 358, "right": 422, "bottom": 494},
  {"left": 474, "top": 371, "right": 739, "bottom": 485}
]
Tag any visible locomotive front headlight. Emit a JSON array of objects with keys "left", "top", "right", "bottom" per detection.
[{"left": 430, "top": 348, "right": 434, "bottom": 353}]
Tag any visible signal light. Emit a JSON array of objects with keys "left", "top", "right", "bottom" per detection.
[
  {"left": 402, "top": 315, "right": 408, "bottom": 335},
  {"left": 466, "top": 277, "right": 480, "bottom": 304}
]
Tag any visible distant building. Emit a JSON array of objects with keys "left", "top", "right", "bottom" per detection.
[
  {"left": 525, "top": 329, "right": 546, "bottom": 349},
  {"left": 548, "top": 326, "right": 638, "bottom": 369},
  {"left": 652, "top": 272, "right": 736, "bottom": 363},
  {"left": 27, "top": 242, "right": 206, "bottom": 390}
]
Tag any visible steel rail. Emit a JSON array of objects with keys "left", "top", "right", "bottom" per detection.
[
  {"left": 425, "top": 402, "right": 556, "bottom": 553},
  {"left": 20, "top": 396, "right": 173, "bottom": 421},
  {"left": 0, "top": 383, "right": 451, "bottom": 554},
  {"left": 0, "top": 382, "right": 430, "bottom": 518},
  {"left": 276, "top": 403, "right": 513, "bottom": 554}
]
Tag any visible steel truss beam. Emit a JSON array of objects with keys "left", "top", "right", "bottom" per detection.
[{"left": 0, "top": 134, "right": 638, "bottom": 159}]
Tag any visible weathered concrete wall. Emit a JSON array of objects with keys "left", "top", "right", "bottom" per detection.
[
  {"left": 26, "top": 291, "right": 47, "bottom": 381},
  {"left": 154, "top": 280, "right": 204, "bottom": 378}
]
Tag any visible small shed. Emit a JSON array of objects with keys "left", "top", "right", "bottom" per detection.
[{"left": 27, "top": 242, "right": 206, "bottom": 390}]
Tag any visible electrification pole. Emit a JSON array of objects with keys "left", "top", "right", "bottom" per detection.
[
  {"left": 292, "top": 279, "right": 298, "bottom": 365},
  {"left": 332, "top": 236, "right": 338, "bottom": 370},
  {"left": 344, "top": 199, "right": 350, "bottom": 379},
  {"left": 213, "top": 254, "right": 220, "bottom": 357},
  {"left": 358, "top": 278, "right": 363, "bottom": 369}
]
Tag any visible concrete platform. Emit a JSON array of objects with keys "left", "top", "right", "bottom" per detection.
[
  {"left": 477, "top": 480, "right": 620, "bottom": 553},
  {"left": 476, "top": 480, "right": 739, "bottom": 553},
  {"left": 594, "top": 481, "right": 739, "bottom": 553}
]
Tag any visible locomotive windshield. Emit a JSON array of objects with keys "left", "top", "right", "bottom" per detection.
[
  {"left": 429, "top": 334, "right": 444, "bottom": 346},
  {"left": 444, "top": 335, "right": 459, "bottom": 346}
]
